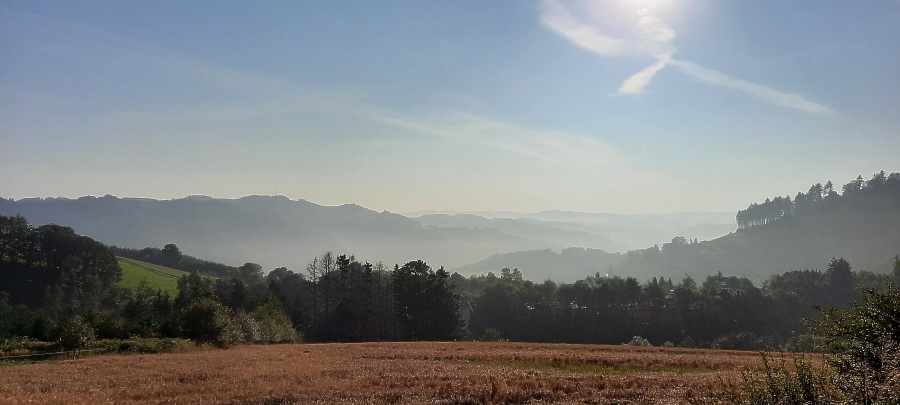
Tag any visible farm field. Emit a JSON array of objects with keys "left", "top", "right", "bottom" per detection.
[
  {"left": 0, "top": 341, "right": 790, "bottom": 404},
  {"left": 116, "top": 257, "right": 190, "bottom": 294}
]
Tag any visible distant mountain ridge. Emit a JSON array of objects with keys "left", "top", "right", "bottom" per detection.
[
  {"left": 0, "top": 195, "right": 590, "bottom": 272},
  {"left": 453, "top": 247, "right": 625, "bottom": 282},
  {"left": 7, "top": 171, "right": 892, "bottom": 283},
  {"left": 408, "top": 210, "right": 736, "bottom": 251},
  {"left": 412, "top": 213, "right": 624, "bottom": 252}
]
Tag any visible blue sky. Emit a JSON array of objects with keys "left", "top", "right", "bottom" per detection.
[{"left": 2, "top": 1, "right": 898, "bottom": 214}]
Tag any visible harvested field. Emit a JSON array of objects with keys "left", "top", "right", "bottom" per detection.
[{"left": 0, "top": 342, "right": 793, "bottom": 404}]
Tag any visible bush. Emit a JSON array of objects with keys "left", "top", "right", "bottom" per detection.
[
  {"left": 254, "top": 299, "right": 298, "bottom": 343},
  {"left": 91, "top": 337, "right": 195, "bottom": 354},
  {"left": 782, "top": 333, "right": 825, "bottom": 353},
  {"left": 480, "top": 328, "right": 503, "bottom": 342},
  {"left": 625, "top": 336, "right": 652, "bottom": 347},
  {"left": 89, "top": 313, "right": 129, "bottom": 340},
  {"left": 713, "top": 332, "right": 779, "bottom": 351},
  {"left": 735, "top": 285, "right": 900, "bottom": 403},
  {"left": 733, "top": 354, "right": 841, "bottom": 404},
  {"left": 54, "top": 316, "right": 95, "bottom": 353},
  {"left": 180, "top": 298, "right": 230, "bottom": 345},
  {"left": 0, "top": 337, "right": 56, "bottom": 356},
  {"left": 813, "top": 286, "right": 900, "bottom": 402}
]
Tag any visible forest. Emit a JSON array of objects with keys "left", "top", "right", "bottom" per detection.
[{"left": 735, "top": 170, "right": 900, "bottom": 229}]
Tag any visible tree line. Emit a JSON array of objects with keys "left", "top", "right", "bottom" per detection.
[
  {"left": 2, "top": 213, "right": 898, "bottom": 352},
  {"left": 0, "top": 215, "right": 463, "bottom": 345},
  {"left": 113, "top": 244, "right": 246, "bottom": 279},
  {"left": 737, "top": 170, "right": 900, "bottom": 229},
  {"left": 457, "top": 256, "right": 900, "bottom": 350},
  {"left": 0, "top": 215, "right": 120, "bottom": 314},
  {"left": 267, "top": 253, "right": 462, "bottom": 342}
]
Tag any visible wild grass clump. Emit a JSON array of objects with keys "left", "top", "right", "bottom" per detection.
[{"left": 731, "top": 353, "right": 842, "bottom": 404}]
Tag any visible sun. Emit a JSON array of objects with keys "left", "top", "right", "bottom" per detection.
[{"left": 628, "top": 0, "right": 677, "bottom": 14}]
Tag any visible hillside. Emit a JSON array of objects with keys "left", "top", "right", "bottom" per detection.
[
  {"left": 409, "top": 210, "right": 736, "bottom": 251},
  {"left": 456, "top": 172, "right": 900, "bottom": 282},
  {"left": 640, "top": 173, "right": 900, "bottom": 280},
  {"left": 0, "top": 195, "right": 547, "bottom": 271},
  {"left": 1, "top": 195, "right": 734, "bottom": 275},
  {"left": 116, "top": 257, "right": 189, "bottom": 294},
  {"left": 413, "top": 214, "right": 624, "bottom": 252},
  {"left": 453, "top": 247, "right": 624, "bottom": 282}
]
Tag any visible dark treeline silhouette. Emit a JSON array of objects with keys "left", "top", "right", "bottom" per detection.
[
  {"left": 0, "top": 215, "right": 120, "bottom": 312},
  {"left": 456, "top": 256, "right": 900, "bottom": 349},
  {"left": 737, "top": 171, "right": 900, "bottom": 229},
  {"left": 0, "top": 215, "right": 463, "bottom": 345},
  {"left": 269, "top": 252, "right": 463, "bottom": 342}
]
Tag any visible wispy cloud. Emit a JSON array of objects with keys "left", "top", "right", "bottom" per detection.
[
  {"left": 354, "top": 104, "right": 648, "bottom": 180},
  {"left": 669, "top": 60, "right": 833, "bottom": 114},
  {"left": 540, "top": 0, "right": 630, "bottom": 56},
  {"left": 541, "top": 0, "right": 675, "bottom": 94},
  {"left": 540, "top": 0, "right": 832, "bottom": 113},
  {"left": 619, "top": 54, "right": 671, "bottom": 94}
]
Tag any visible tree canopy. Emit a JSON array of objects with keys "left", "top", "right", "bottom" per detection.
[{"left": 736, "top": 171, "right": 900, "bottom": 229}]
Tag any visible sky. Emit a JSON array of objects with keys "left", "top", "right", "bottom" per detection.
[{"left": 1, "top": 1, "right": 898, "bottom": 214}]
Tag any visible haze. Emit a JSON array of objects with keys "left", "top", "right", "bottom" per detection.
[{"left": 2, "top": 1, "right": 899, "bottom": 214}]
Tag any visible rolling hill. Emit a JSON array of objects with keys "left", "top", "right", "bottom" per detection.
[
  {"left": 116, "top": 257, "right": 189, "bottom": 294},
  {"left": 413, "top": 213, "right": 624, "bottom": 252},
  {"left": 408, "top": 210, "right": 736, "bottom": 251},
  {"left": 0, "top": 195, "right": 551, "bottom": 271},
  {"left": 456, "top": 172, "right": 900, "bottom": 282},
  {"left": 452, "top": 247, "right": 625, "bottom": 282}
]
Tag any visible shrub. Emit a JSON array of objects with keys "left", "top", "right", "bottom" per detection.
[
  {"left": 625, "top": 336, "right": 652, "bottom": 347},
  {"left": 733, "top": 354, "right": 841, "bottom": 404},
  {"left": 180, "top": 298, "right": 230, "bottom": 346},
  {"left": 92, "top": 338, "right": 195, "bottom": 354},
  {"left": 221, "top": 310, "right": 254, "bottom": 344},
  {"left": 813, "top": 286, "right": 900, "bottom": 402},
  {"left": 736, "top": 285, "right": 900, "bottom": 403},
  {"left": 713, "top": 332, "right": 779, "bottom": 351},
  {"left": 254, "top": 299, "right": 298, "bottom": 343},
  {"left": 54, "top": 316, "right": 95, "bottom": 354},
  {"left": 480, "top": 328, "right": 503, "bottom": 342},
  {"left": 782, "top": 333, "right": 826, "bottom": 353}
]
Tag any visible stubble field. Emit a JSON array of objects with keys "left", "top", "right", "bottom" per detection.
[{"left": 0, "top": 342, "right": 788, "bottom": 404}]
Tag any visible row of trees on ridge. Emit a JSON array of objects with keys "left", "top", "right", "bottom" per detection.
[{"left": 737, "top": 171, "right": 900, "bottom": 229}]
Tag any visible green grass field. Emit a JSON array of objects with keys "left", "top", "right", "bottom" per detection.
[{"left": 116, "top": 257, "right": 189, "bottom": 294}]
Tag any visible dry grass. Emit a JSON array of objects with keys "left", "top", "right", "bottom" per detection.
[{"left": 0, "top": 342, "right": 799, "bottom": 404}]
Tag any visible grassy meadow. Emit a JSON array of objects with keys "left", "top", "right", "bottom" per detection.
[
  {"left": 0, "top": 341, "right": 804, "bottom": 404},
  {"left": 115, "top": 257, "right": 189, "bottom": 294}
]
